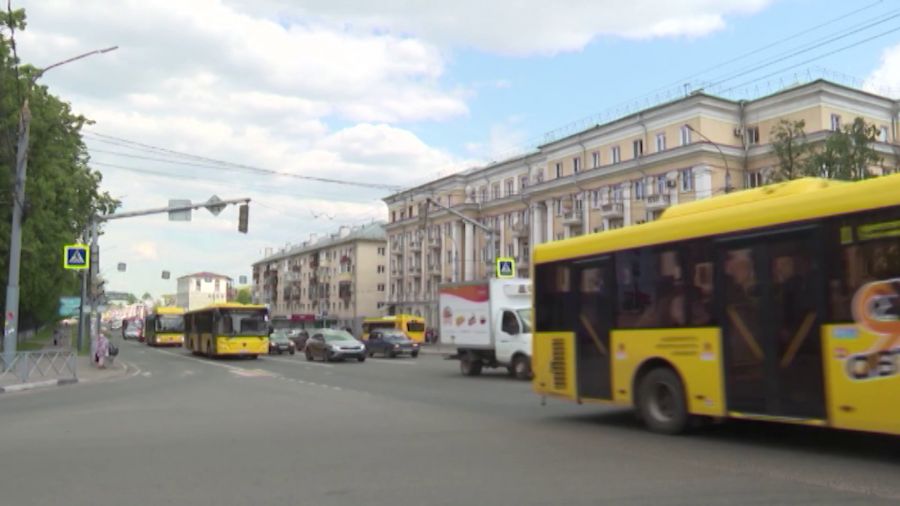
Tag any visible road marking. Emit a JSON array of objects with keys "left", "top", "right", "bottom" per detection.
[
  {"left": 264, "top": 356, "right": 334, "bottom": 368},
  {"left": 141, "top": 372, "right": 152, "bottom": 377},
  {"left": 367, "top": 358, "right": 418, "bottom": 365}
]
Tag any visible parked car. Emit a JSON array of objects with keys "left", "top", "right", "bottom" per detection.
[
  {"left": 365, "top": 329, "right": 420, "bottom": 358},
  {"left": 305, "top": 329, "right": 366, "bottom": 362},
  {"left": 268, "top": 330, "right": 296, "bottom": 355},
  {"left": 287, "top": 329, "right": 309, "bottom": 351}
]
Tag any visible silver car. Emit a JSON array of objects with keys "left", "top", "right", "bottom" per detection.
[{"left": 304, "top": 329, "right": 367, "bottom": 362}]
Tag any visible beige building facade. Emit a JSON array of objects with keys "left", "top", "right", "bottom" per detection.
[
  {"left": 251, "top": 223, "right": 387, "bottom": 335},
  {"left": 384, "top": 80, "right": 900, "bottom": 326}
]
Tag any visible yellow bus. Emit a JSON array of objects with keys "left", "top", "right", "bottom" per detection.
[
  {"left": 144, "top": 306, "right": 185, "bottom": 346},
  {"left": 533, "top": 176, "right": 900, "bottom": 436},
  {"left": 184, "top": 304, "right": 269, "bottom": 358},
  {"left": 361, "top": 314, "right": 426, "bottom": 342}
]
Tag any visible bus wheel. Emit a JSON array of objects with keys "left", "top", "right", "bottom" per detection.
[
  {"left": 460, "top": 353, "right": 482, "bottom": 376},
  {"left": 637, "top": 367, "right": 688, "bottom": 435}
]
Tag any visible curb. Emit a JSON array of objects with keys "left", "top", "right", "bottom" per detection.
[{"left": 0, "top": 377, "right": 79, "bottom": 394}]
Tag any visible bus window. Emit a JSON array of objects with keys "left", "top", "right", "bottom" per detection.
[
  {"left": 219, "top": 310, "right": 267, "bottom": 335},
  {"left": 535, "top": 262, "right": 572, "bottom": 331},
  {"left": 617, "top": 249, "right": 685, "bottom": 328},
  {"left": 685, "top": 242, "right": 714, "bottom": 326},
  {"left": 406, "top": 321, "right": 425, "bottom": 333}
]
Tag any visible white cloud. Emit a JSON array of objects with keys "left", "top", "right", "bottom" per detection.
[
  {"left": 131, "top": 241, "right": 159, "bottom": 261},
  {"left": 239, "top": 0, "right": 773, "bottom": 55},
  {"left": 864, "top": 43, "right": 900, "bottom": 98},
  {"left": 466, "top": 116, "right": 529, "bottom": 161}
]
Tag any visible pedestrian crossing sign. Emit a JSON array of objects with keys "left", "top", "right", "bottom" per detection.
[
  {"left": 496, "top": 257, "right": 516, "bottom": 278},
  {"left": 63, "top": 244, "right": 89, "bottom": 270}
]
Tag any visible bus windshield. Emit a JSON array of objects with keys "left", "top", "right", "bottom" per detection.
[
  {"left": 157, "top": 315, "right": 184, "bottom": 332},
  {"left": 219, "top": 310, "right": 268, "bottom": 336}
]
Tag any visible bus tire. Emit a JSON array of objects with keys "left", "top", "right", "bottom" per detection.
[
  {"left": 637, "top": 367, "right": 688, "bottom": 435},
  {"left": 460, "top": 353, "right": 482, "bottom": 376}
]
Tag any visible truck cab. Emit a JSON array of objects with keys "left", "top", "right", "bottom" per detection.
[{"left": 495, "top": 307, "right": 532, "bottom": 378}]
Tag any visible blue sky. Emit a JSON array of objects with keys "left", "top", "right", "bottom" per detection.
[{"left": 15, "top": 0, "right": 900, "bottom": 299}]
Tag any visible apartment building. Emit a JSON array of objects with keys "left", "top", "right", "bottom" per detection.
[
  {"left": 251, "top": 223, "right": 387, "bottom": 335},
  {"left": 176, "top": 272, "right": 233, "bottom": 311},
  {"left": 384, "top": 79, "right": 900, "bottom": 325}
]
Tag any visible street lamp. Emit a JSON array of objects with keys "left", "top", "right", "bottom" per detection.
[
  {"left": 3, "top": 46, "right": 118, "bottom": 367},
  {"left": 684, "top": 124, "right": 733, "bottom": 194}
]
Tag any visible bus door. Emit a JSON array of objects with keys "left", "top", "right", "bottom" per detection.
[
  {"left": 716, "top": 227, "right": 826, "bottom": 419},
  {"left": 573, "top": 257, "right": 615, "bottom": 400}
]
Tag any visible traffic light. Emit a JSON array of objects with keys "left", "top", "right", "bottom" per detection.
[{"left": 238, "top": 204, "right": 249, "bottom": 233}]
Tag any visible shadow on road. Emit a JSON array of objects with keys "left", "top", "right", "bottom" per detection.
[{"left": 547, "top": 409, "right": 900, "bottom": 463}]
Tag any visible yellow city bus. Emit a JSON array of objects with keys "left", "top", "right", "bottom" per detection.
[
  {"left": 184, "top": 303, "right": 269, "bottom": 358},
  {"left": 533, "top": 176, "right": 900, "bottom": 436},
  {"left": 144, "top": 306, "right": 185, "bottom": 346},
  {"left": 361, "top": 314, "right": 426, "bottom": 342}
]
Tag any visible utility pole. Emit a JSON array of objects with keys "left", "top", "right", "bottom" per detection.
[{"left": 2, "top": 46, "right": 118, "bottom": 369}]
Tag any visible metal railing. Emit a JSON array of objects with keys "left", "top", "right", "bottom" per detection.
[{"left": 0, "top": 350, "right": 77, "bottom": 384}]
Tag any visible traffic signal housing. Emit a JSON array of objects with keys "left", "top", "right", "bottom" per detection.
[{"left": 238, "top": 204, "right": 249, "bottom": 233}]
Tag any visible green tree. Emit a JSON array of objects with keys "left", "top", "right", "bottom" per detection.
[
  {"left": 141, "top": 292, "right": 153, "bottom": 301},
  {"left": 236, "top": 287, "right": 252, "bottom": 304},
  {"left": 769, "top": 119, "right": 809, "bottom": 182},
  {"left": 0, "top": 10, "right": 119, "bottom": 330},
  {"left": 124, "top": 293, "right": 138, "bottom": 304},
  {"left": 803, "top": 117, "right": 882, "bottom": 181}
]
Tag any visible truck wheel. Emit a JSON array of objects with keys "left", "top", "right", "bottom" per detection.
[
  {"left": 460, "top": 354, "right": 482, "bottom": 376},
  {"left": 512, "top": 355, "right": 532, "bottom": 381},
  {"left": 637, "top": 367, "right": 688, "bottom": 435}
]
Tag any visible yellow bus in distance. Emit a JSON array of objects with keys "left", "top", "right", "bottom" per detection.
[
  {"left": 144, "top": 306, "right": 185, "bottom": 346},
  {"left": 184, "top": 303, "right": 269, "bottom": 358},
  {"left": 361, "top": 314, "right": 426, "bottom": 342},
  {"left": 533, "top": 176, "right": 900, "bottom": 437}
]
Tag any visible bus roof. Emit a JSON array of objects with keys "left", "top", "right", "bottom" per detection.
[
  {"left": 184, "top": 303, "right": 267, "bottom": 315},
  {"left": 363, "top": 314, "right": 423, "bottom": 323},
  {"left": 534, "top": 175, "right": 900, "bottom": 264},
  {"left": 153, "top": 306, "right": 184, "bottom": 315}
]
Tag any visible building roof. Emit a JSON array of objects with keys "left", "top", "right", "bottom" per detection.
[
  {"left": 178, "top": 272, "right": 232, "bottom": 281},
  {"left": 252, "top": 222, "right": 386, "bottom": 267}
]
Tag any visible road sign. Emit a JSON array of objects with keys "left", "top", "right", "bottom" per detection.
[
  {"left": 206, "top": 195, "right": 226, "bottom": 216},
  {"left": 63, "top": 244, "right": 89, "bottom": 270},
  {"left": 161, "top": 270, "right": 170, "bottom": 280},
  {"left": 58, "top": 296, "right": 81, "bottom": 317},
  {"left": 239, "top": 275, "right": 247, "bottom": 285},
  {"left": 117, "top": 262, "right": 127, "bottom": 272},
  {"left": 168, "top": 199, "right": 191, "bottom": 221},
  {"left": 496, "top": 257, "right": 516, "bottom": 278}
]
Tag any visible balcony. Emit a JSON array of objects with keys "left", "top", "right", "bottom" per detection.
[
  {"left": 427, "top": 263, "right": 441, "bottom": 276},
  {"left": 338, "top": 271, "right": 352, "bottom": 282},
  {"left": 645, "top": 193, "right": 671, "bottom": 210},
  {"left": 562, "top": 210, "right": 583, "bottom": 225},
  {"left": 511, "top": 221, "right": 528, "bottom": 237},
  {"left": 600, "top": 202, "right": 624, "bottom": 218},
  {"left": 316, "top": 267, "right": 331, "bottom": 278}
]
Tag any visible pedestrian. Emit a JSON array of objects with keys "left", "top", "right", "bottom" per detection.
[{"left": 95, "top": 333, "right": 110, "bottom": 369}]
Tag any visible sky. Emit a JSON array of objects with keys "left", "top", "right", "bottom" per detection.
[{"left": 12, "top": 0, "right": 900, "bottom": 298}]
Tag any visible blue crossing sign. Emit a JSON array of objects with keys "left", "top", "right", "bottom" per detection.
[
  {"left": 63, "top": 244, "right": 89, "bottom": 270},
  {"left": 496, "top": 257, "right": 516, "bottom": 278}
]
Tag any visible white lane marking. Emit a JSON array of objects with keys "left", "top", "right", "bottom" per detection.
[
  {"left": 148, "top": 347, "right": 250, "bottom": 373},
  {"left": 264, "top": 356, "right": 334, "bottom": 368},
  {"left": 141, "top": 372, "right": 152, "bottom": 377},
  {"left": 367, "top": 358, "right": 418, "bottom": 365}
]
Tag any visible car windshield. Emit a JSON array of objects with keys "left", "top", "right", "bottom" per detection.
[
  {"left": 322, "top": 330, "right": 355, "bottom": 342},
  {"left": 157, "top": 315, "right": 184, "bottom": 332},
  {"left": 270, "top": 331, "right": 289, "bottom": 342},
  {"left": 517, "top": 308, "right": 532, "bottom": 334},
  {"left": 219, "top": 310, "right": 268, "bottom": 336}
]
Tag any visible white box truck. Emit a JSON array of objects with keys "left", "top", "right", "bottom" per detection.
[{"left": 438, "top": 279, "right": 532, "bottom": 379}]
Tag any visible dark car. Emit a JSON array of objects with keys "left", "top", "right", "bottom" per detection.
[
  {"left": 365, "top": 329, "right": 419, "bottom": 358},
  {"left": 268, "top": 330, "right": 296, "bottom": 355},
  {"left": 305, "top": 329, "right": 366, "bottom": 362},
  {"left": 287, "top": 329, "right": 309, "bottom": 351}
]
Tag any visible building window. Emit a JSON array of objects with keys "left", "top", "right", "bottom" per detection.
[
  {"left": 745, "top": 171, "right": 765, "bottom": 188},
  {"left": 830, "top": 114, "right": 841, "bottom": 131},
  {"left": 492, "top": 183, "right": 501, "bottom": 199},
  {"left": 505, "top": 179, "right": 514, "bottom": 196},
  {"left": 746, "top": 126, "right": 760, "bottom": 145},
  {"left": 634, "top": 180, "right": 645, "bottom": 200},
  {"left": 611, "top": 146, "right": 621, "bottom": 164},
  {"left": 680, "top": 168, "right": 694, "bottom": 191},
  {"left": 554, "top": 199, "right": 564, "bottom": 216},
  {"left": 680, "top": 125, "right": 691, "bottom": 146},
  {"left": 214, "top": 279, "right": 220, "bottom": 291},
  {"left": 377, "top": 283, "right": 385, "bottom": 292},
  {"left": 195, "top": 280, "right": 201, "bottom": 290},
  {"left": 555, "top": 162, "right": 562, "bottom": 178},
  {"left": 506, "top": 244, "right": 514, "bottom": 256},
  {"left": 655, "top": 133, "right": 666, "bottom": 152},
  {"left": 591, "top": 190, "right": 600, "bottom": 208},
  {"left": 591, "top": 151, "right": 599, "bottom": 168},
  {"left": 656, "top": 175, "right": 666, "bottom": 195},
  {"left": 556, "top": 232, "right": 565, "bottom": 241},
  {"left": 535, "top": 171, "right": 544, "bottom": 183},
  {"left": 391, "top": 211, "right": 396, "bottom": 222},
  {"left": 377, "top": 265, "right": 385, "bottom": 273},
  {"left": 479, "top": 186, "right": 487, "bottom": 203},
  {"left": 879, "top": 125, "right": 890, "bottom": 142},
  {"left": 613, "top": 184, "right": 624, "bottom": 203},
  {"left": 378, "top": 247, "right": 385, "bottom": 255},
  {"left": 573, "top": 157, "right": 581, "bottom": 173},
  {"left": 633, "top": 139, "right": 643, "bottom": 158},
  {"left": 519, "top": 175, "right": 528, "bottom": 191}
]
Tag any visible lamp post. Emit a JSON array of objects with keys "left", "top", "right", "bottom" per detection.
[
  {"left": 684, "top": 124, "right": 733, "bottom": 194},
  {"left": 3, "top": 46, "right": 118, "bottom": 367}
]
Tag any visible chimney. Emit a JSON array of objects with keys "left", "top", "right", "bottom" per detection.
[{"left": 339, "top": 226, "right": 350, "bottom": 238}]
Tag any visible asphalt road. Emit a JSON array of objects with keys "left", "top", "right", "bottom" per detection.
[{"left": 1, "top": 339, "right": 899, "bottom": 506}]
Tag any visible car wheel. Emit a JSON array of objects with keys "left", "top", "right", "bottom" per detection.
[
  {"left": 411, "top": 351, "right": 419, "bottom": 358},
  {"left": 305, "top": 349, "right": 313, "bottom": 362},
  {"left": 289, "top": 349, "right": 295, "bottom": 355},
  {"left": 358, "top": 355, "right": 366, "bottom": 362},
  {"left": 387, "top": 349, "right": 396, "bottom": 359},
  {"left": 512, "top": 355, "right": 532, "bottom": 381},
  {"left": 637, "top": 367, "right": 689, "bottom": 435}
]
